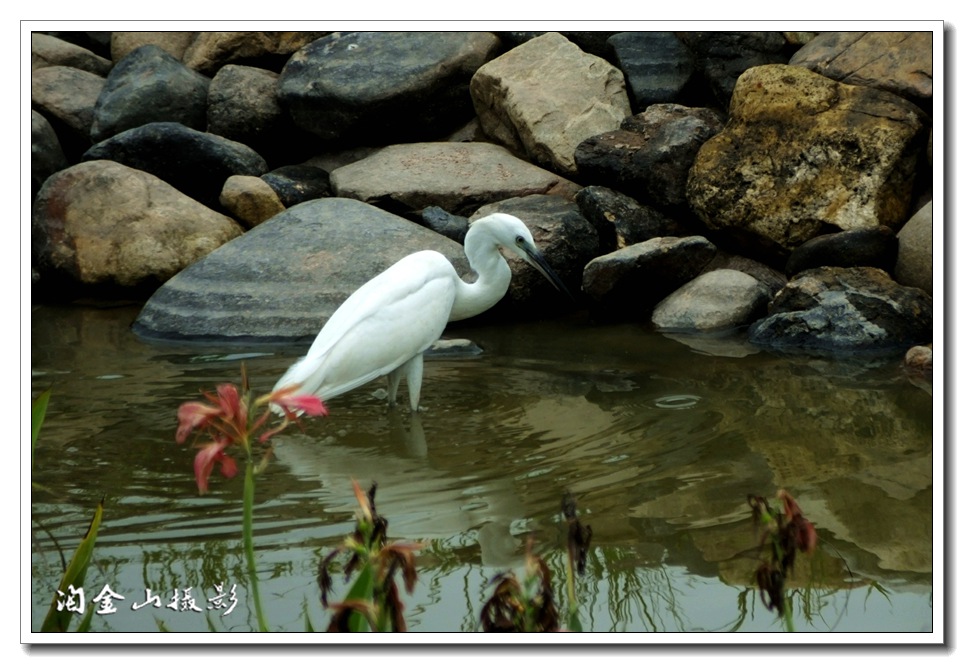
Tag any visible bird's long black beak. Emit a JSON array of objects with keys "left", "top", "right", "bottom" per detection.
[{"left": 523, "top": 245, "right": 575, "bottom": 301}]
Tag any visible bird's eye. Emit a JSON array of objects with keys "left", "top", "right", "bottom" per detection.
[{"left": 515, "top": 235, "right": 525, "bottom": 245}]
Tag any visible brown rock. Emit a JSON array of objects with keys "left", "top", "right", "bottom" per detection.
[
  {"left": 687, "top": 64, "right": 927, "bottom": 256},
  {"left": 33, "top": 161, "right": 243, "bottom": 293}
]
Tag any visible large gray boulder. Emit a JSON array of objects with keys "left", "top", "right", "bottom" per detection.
[
  {"left": 132, "top": 198, "right": 470, "bottom": 342},
  {"left": 330, "top": 141, "right": 579, "bottom": 217}
]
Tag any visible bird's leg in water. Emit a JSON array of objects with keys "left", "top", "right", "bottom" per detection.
[
  {"left": 404, "top": 353, "right": 424, "bottom": 412},
  {"left": 386, "top": 368, "right": 403, "bottom": 407},
  {"left": 385, "top": 354, "right": 424, "bottom": 411}
]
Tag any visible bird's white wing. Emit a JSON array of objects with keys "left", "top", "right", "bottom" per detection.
[{"left": 274, "top": 251, "right": 458, "bottom": 400}]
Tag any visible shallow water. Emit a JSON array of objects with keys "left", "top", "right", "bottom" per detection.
[{"left": 29, "top": 304, "right": 934, "bottom": 635}]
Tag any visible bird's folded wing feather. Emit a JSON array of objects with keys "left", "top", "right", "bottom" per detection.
[{"left": 274, "top": 251, "right": 457, "bottom": 400}]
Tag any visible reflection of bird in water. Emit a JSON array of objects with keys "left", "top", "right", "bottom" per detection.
[{"left": 273, "top": 213, "right": 570, "bottom": 411}]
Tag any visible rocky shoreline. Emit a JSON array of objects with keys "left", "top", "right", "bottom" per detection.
[{"left": 30, "top": 30, "right": 934, "bottom": 371}]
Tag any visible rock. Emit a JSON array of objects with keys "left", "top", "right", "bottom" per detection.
[
  {"left": 904, "top": 343, "right": 933, "bottom": 372},
  {"left": 495, "top": 31, "right": 620, "bottom": 61},
  {"left": 582, "top": 236, "right": 718, "bottom": 314},
  {"left": 471, "top": 32, "right": 631, "bottom": 175},
  {"left": 83, "top": 121, "right": 268, "bottom": 209},
  {"left": 678, "top": 32, "right": 790, "bottom": 107},
  {"left": 687, "top": 64, "right": 928, "bottom": 259},
  {"left": 278, "top": 32, "right": 500, "bottom": 143},
  {"left": 219, "top": 175, "right": 286, "bottom": 228},
  {"left": 131, "top": 198, "right": 470, "bottom": 341},
  {"left": 748, "top": 266, "right": 932, "bottom": 352},
  {"left": 261, "top": 165, "right": 331, "bottom": 207},
  {"left": 420, "top": 207, "right": 469, "bottom": 244},
  {"left": 575, "top": 185, "right": 689, "bottom": 253},
  {"left": 110, "top": 32, "right": 197, "bottom": 61},
  {"left": 652, "top": 269, "right": 770, "bottom": 331},
  {"left": 471, "top": 195, "right": 599, "bottom": 314},
  {"left": 701, "top": 253, "right": 787, "bottom": 299},
  {"left": 785, "top": 227, "right": 898, "bottom": 276},
  {"left": 42, "top": 32, "right": 112, "bottom": 59},
  {"left": 182, "top": 31, "right": 330, "bottom": 75},
  {"left": 790, "top": 32, "right": 933, "bottom": 104},
  {"left": 32, "top": 160, "right": 242, "bottom": 296},
  {"left": 329, "top": 141, "right": 580, "bottom": 217},
  {"left": 31, "top": 32, "right": 112, "bottom": 75},
  {"left": 576, "top": 104, "right": 724, "bottom": 211},
  {"left": 207, "top": 65, "right": 311, "bottom": 167},
  {"left": 90, "top": 45, "right": 211, "bottom": 143},
  {"left": 31, "top": 111, "right": 68, "bottom": 197},
  {"left": 30, "top": 65, "right": 105, "bottom": 159},
  {"left": 895, "top": 201, "right": 933, "bottom": 295},
  {"left": 606, "top": 32, "right": 697, "bottom": 111}
]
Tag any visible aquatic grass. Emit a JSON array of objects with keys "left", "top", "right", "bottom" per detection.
[
  {"left": 748, "top": 490, "right": 819, "bottom": 632},
  {"left": 478, "top": 492, "right": 593, "bottom": 632},
  {"left": 34, "top": 390, "right": 104, "bottom": 633},
  {"left": 318, "top": 480, "right": 422, "bottom": 632}
]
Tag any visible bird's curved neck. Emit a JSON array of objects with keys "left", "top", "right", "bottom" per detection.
[{"left": 449, "top": 233, "right": 512, "bottom": 322}]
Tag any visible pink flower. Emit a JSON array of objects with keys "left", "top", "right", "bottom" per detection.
[
  {"left": 268, "top": 387, "right": 329, "bottom": 417},
  {"left": 175, "top": 373, "right": 327, "bottom": 494},
  {"left": 193, "top": 438, "right": 239, "bottom": 494}
]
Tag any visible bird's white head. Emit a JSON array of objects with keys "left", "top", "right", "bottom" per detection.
[{"left": 468, "top": 213, "right": 571, "bottom": 297}]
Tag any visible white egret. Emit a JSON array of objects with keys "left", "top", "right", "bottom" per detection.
[{"left": 272, "top": 212, "right": 571, "bottom": 412}]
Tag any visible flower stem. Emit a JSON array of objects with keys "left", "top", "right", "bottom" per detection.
[{"left": 243, "top": 462, "right": 269, "bottom": 632}]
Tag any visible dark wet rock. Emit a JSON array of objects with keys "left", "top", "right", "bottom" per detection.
[
  {"left": 207, "top": 65, "right": 314, "bottom": 167},
  {"left": 90, "top": 45, "right": 210, "bottom": 143},
  {"left": 31, "top": 111, "right": 68, "bottom": 197},
  {"left": 582, "top": 236, "right": 718, "bottom": 315},
  {"left": 748, "top": 266, "right": 932, "bottom": 352},
  {"left": 420, "top": 206, "right": 469, "bottom": 244},
  {"left": 575, "top": 104, "right": 723, "bottom": 212},
  {"left": 41, "top": 31, "right": 112, "bottom": 59},
  {"left": 575, "top": 185, "right": 689, "bottom": 253},
  {"left": 31, "top": 32, "right": 113, "bottom": 75},
  {"left": 83, "top": 121, "right": 268, "bottom": 209},
  {"left": 652, "top": 268, "right": 770, "bottom": 331},
  {"left": 278, "top": 32, "right": 499, "bottom": 144},
  {"left": 606, "top": 32, "right": 697, "bottom": 111},
  {"left": 132, "top": 198, "right": 470, "bottom": 342},
  {"left": 261, "top": 164, "right": 331, "bottom": 208},
  {"left": 471, "top": 31, "right": 631, "bottom": 175},
  {"left": 678, "top": 31, "right": 790, "bottom": 107},
  {"left": 687, "top": 64, "right": 928, "bottom": 259},
  {"left": 31, "top": 65, "right": 105, "bottom": 160},
  {"left": 785, "top": 227, "right": 898, "bottom": 277},
  {"left": 330, "top": 141, "right": 580, "bottom": 218},
  {"left": 471, "top": 195, "right": 599, "bottom": 315},
  {"left": 789, "top": 31, "right": 933, "bottom": 106},
  {"left": 33, "top": 160, "right": 242, "bottom": 298},
  {"left": 895, "top": 201, "right": 933, "bottom": 295}
]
